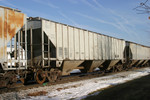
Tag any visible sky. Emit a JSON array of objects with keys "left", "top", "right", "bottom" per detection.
[{"left": 0, "top": 0, "right": 150, "bottom": 46}]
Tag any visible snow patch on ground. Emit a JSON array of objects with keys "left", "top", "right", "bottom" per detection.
[{"left": 1, "top": 67, "right": 150, "bottom": 100}]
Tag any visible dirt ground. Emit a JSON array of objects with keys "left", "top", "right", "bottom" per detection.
[{"left": 84, "top": 74, "right": 150, "bottom": 100}]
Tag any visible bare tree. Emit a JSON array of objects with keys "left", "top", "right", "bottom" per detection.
[{"left": 134, "top": 0, "right": 150, "bottom": 16}]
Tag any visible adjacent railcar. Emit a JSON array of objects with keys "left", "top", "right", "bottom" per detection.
[
  {"left": 125, "top": 41, "right": 150, "bottom": 67},
  {"left": 0, "top": 6, "right": 27, "bottom": 87}
]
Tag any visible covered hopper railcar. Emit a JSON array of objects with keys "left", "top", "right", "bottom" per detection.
[
  {"left": 26, "top": 17, "right": 126, "bottom": 83},
  {"left": 125, "top": 41, "right": 150, "bottom": 67}
]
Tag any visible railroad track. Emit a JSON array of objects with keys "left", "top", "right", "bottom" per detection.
[
  {"left": 0, "top": 71, "right": 108, "bottom": 94},
  {"left": 0, "top": 67, "right": 143, "bottom": 94}
]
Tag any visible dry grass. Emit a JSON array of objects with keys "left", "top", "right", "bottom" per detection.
[
  {"left": 27, "top": 91, "right": 48, "bottom": 96},
  {"left": 56, "top": 84, "right": 82, "bottom": 91}
]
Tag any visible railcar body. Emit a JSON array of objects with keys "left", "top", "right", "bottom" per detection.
[{"left": 27, "top": 17, "right": 126, "bottom": 76}]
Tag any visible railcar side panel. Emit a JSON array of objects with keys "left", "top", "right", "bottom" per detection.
[
  {"left": 89, "top": 32, "right": 94, "bottom": 60},
  {"left": 119, "top": 40, "right": 121, "bottom": 59},
  {"left": 94, "top": 33, "right": 98, "bottom": 60},
  {"left": 98, "top": 34, "right": 102, "bottom": 60},
  {"left": 68, "top": 26, "right": 74, "bottom": 60},
  {"left": 79, "top": 29, "right": 84, "bottom": 60},
  {"left": 105, "top": 36, "right": 108, "bottom": 59},
  {"left": 62, "top": 25, "right": 68, "bottom": 59},
  {"left": 84, "top": 31, "right": 89, "bottom": 60},
  {"left": 102, "top": 35, "right": 105, "bottom": 59},
  {"left": 130, "top": 43, "right": 137, "bottom": 59},
  {"left": 111, "top": 38, "right": 114, "bottom": 59},
  {"left": 56, "top": 23, "right": 63, "bottom": 60},
  {"left": 74, "top": 28, "right": 80, "bottom": 60}
]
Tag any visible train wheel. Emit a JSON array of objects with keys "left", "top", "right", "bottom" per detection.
[
  {"left": 20, "top": 78, "right": 25, "bottom": 84},
  {"left": 116, "top": 65, "right": 123, "bottom": 71},
  {"left": 46, "top": 69, "right": 55, "bottom": 82},
  {"left": 56, "top": 70, "right": 62, "bottom": 80},
  {"left": 46, "top": 69, "right": 62, "bottom": 82},
  {"left": 112, "top": 66, "right": 117, "bottom": 72},
  {"left": 36, "top": 69, "right": 46, "bottom": 84}
]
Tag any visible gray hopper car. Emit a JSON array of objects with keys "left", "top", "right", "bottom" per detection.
[{"left": 0, "top": 6, "right": 150, "bottom": 87}]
